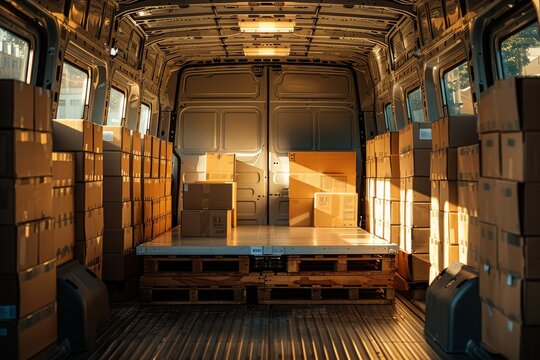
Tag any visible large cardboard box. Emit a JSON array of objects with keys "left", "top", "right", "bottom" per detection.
[
  {"left": 501, "top": 131, "right": 540, "bottom": 182},
  {"left": 495, "top": 180, "right": 540, "bottom": 235},
  {"left": 377, "top": 156, "right": 399, "bottom": 178},
  {"left": 104, "top": 202, "right": 132, "bottom": 229},
  {"left": 384, "top": 200, "right": 400, "bottom": 225},
  {"left": 0, "top": 223, "right": 39, "bottom": 272},
  {"left": 52, "top": 186, "right": 74, "bottom": 220},
  {"left": 150, "top": 137, "right": 160, "bottom": 160},
  {"left": 382, "top": 131, "right": 399, "bottom": 157},
  {"left": 439, "top": 148, "right": 458, "bottom": 180},
  {"left": 289, "top": 173, "right": 356, "bottom": 198},
  {"left": 0, "top": 178, "right": 35, "bottom": 224},
  {"left": 104, "top": 151, "right": 130, "bottom": 177},
  {"left": 0, "top": 302, "right": 57, "bottom": 360},
  {"left": 430, "top": 210, "right": 441, "bottom": 242},
  {"left": 398, "top": 122, "right": 432, "bottom": 154},
  {"left": 0, "top": 80, "right": 34, "bottom": 129},
  {"left": 133, "top": 224, "right": 143, "bottom": 246},
  {"left": 74, "top": 236, "right": 103, "bottom": 266},
  {"left": 399, "top": 149, "right": 430, "bottom": 177},
  {"left": 498, "top": 231, "right": 540, "bottom": 279},
  {"left": 34, "top": 87, "right": 52, "bottom": 132},
  {"left": 457, "top": 144, "right": 480, "bottom": 181},
  {"left": 206, "top": 153, "right": 236, "bottom": 181},
  {"left": 289, "top": 151, "right": 356, "bottom": 174},
  {"left": 0, "top": 260, "right": 56, "bottom": 319},
  {"left": 75, "top": 152, "right": 94, "bottom": 182},
  {"left": 481, "top": 302, "right": 500, "bottom": 353},
  {"left": 75, "top": 181, "right": 99, "bottom": 212},
  {"left": 52, "top": 152, "right": 75, "bottom": 188},
  {"left": 52, "top": 119, "right": 93, "bottom": 152},
  {"left": 478, "top": 178, "right": 496, "bottom": 224},
  {"left": 439, "top": 115, "right": 478, "bottom": 149},
  {"left": 493, "top": 308, "right": 540, "bottom": 360},
  {"left": 103, "top": 251, "right": 137, "bottom": 281},
  {"left": 480, "top": 132, "right": 500, "bottom": 178},
  {"left": 397, "top": 251, "right": 430, "bottom": 281},
  {"left": 405, "top": 177, "right": 431, "bottom": 203},
  {"left": 405, "top": 202, "right": 430, "bottom": 228},
  {"left": 142, "top": 135, "right": 152, "bottom": 157},
  {"left": 499, "top": 271, "right": 540, "bottom": 325},
  {"left": 494, "top": 77, "right": 540, "bottom": 131},
  {"left": 102, "top": 126, "right": 130, "bottom": 152},
  {"left": 183, "top": 182, "right": 236, "bottom": 210},
  {"left": 439, "top": 181, "right": 458, "bottom": 213},
  {"left": 478, "top": 84, "right": 498, "bottom": 133},
  {"left": 181, "top": 210, "right": 232, "bottom": 237},
  {"left": 0, "top": 130, "right": 52, "bottom": 178},
  {"left": 103, "top": 176, "right": 131, "bottom": 203},
  {"left": 314, "top": 193, "right": 358, "bottom": 228},
  {"left": 458, "top": 181, "right": 478, "bottom": 217},
  {"left": 367, "top": 178, "right": 376, "bottom": 198},
  {"left": 404, "top": 227, "right": 429, "bottom": 253},
  {"left": 54, "top": 218, "right": 74, "bottom": 266},
  {"left": 289, "top": 198, "right": 314, "bottom": 227}
]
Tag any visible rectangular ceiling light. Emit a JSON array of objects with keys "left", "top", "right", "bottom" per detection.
[
  {"left": 243, "top": 47, "right": 290, "bottom": 56},
  {"left": 239, "top": 19, "right": 295, "bottom": 33}
]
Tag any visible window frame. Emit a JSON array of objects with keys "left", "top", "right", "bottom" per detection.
[
  {"left": 384, "top": 103, "right": 394, "bottom": 131},
  {"left": 106, "top": 85, "right": 127, "bottom": 126},
  {"left": 406, "top": 87, "right": 425, "bottom": 123},
  {"left": 56, "top": 60, "right": 91, "bottom": 120},
  {"left": 0, "top": 16, "right": 37, "bottom": 83},
  {"left": 440, "top": 60, "right": 474, "bottom": 116},
  {"left": 139, "top": 102, "right": 151, "bottom": 134}
]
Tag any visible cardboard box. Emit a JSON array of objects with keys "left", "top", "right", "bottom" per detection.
[
  {"left": 102, "top": 126, "right": 130, "bottom": 152},
  {"left": 94, "top": 153, "right": 103, "bottom": 181},
  {"left": 166, "top": 160, "right": 173, "bottom": 179},
  {"left": 439, "top": 115, "right": 478, "bottom": 149},
  {"left": 133, "top": 224, "right": 143, "bottom": 246},
  {"left": 143, "top": 200, "right": 153, "bottom": 221},
  {"left": 103, "top": 176, "right": 131, "bottom": 203},
  {"left": 478, "top": 178, "right": 496, "bottom": 224},
  {"left": 457, "top": 181, "right": 478, "bottom": 217},
  {"left": 479, "top": 261, "right": 499, "bottom": 303},
  {"left": 439, "top": 181, "right": 458, "bottom": 213},
  {"left": 442, "top": 211, "right": 459, "bottom": 245},
  {"left": 151, "top": 157, "right": 159, "bottom": 178},
  {"left": 289, "top": 151, "right": 356, "bottom": 174},
  {"left": 88, "top": 261, "right": 102, "bottom": 279},
  {"left": 183, "top": 182, "right": 236, "bottom": 210},
  {"left": 38, "top": 219, "right": 55, "bottom": 264},
  {"left": 314, "top": 193, "right": 357, "bottom": 228},
  {"left": 52, "top": 186, "right": 74, "bottom": 220},
  {"left": 431, "top": 119, "right": 441, "bottom": 151},
  {"left": 131, "top": 130, "right": 142, "bottom": 155},
  {"left": 405, "top": 202, "right": 430, "bottom": 228},
  {"left": 501, "top": 131, "right": 540, "bottom": 182},
  {"left": 75, "top": 152, "right": 94, "bottom": 182},
  {"left": 289, "top": 198, "right": 313, "bottom": 227},
  {"left": 206, "top": 153, "right": 236, "bottom": 181},
  {"left": 384, "top": 178, "right": 400, "bottom": 201},
  {"left": 399, "top": 149, "right": 430, "bottom": 177},
  {"left": 480, "top": 132, "right": 500, "bottom": 178},
  {"left": 398, "top": 122, "right": 432, "bottom": 154},
  {"left": 0, "top": 178, "right": 33, "bottom": 224},
  {"left": 374, "top": 198, "right": 384, "bottom": 222},
  {"left": 104, "top": 151, "right": 130, "bottom": 177},
  {"left": 289, "top": 173, "right": 356, "bottom": 199},
  {"left": 152, "top": 199, "right": 159, "bottom": 219},
  {"left": 378, "top": 156, "right": 400, "bottom": 178},
  {"left": 34, "top": 87, "right": 51, "bottom": 131},
  {"left": 0, "top": 223, "right": 39, "bottom": 272},
  {"left": 367, "top": 178, "right": 376, "bottom": 198},
  {"left": 384, "top": 200, "right": 400, "bottom": 225},
  {"left": 429, "top": 237, "right": 444, "bottom": 271},
  {"left": 0, "top": 302, "right": 57, "bottom": 360},
  {"left": 143, "top": 221, "right": 152, "bottom": 242},
  {"left": 384, "top": 222, "right": 400, "bottom": 245},
  {"left": 165, "top": 196, "right": 171, "bottom": 214},
  {"left": 52, "top": 152, "right": 75, "bottom": 188},
  {"left": 478, "top": 84, "right": 498, "bottom": 133},
  {"left": 75, "top": 181, "right": 98, "bottom": 212},
  {"left": 142, "top": 135, "right": 152, "bottom": 157},
  {"left": 404, "top": 227, "right": 429, "bottom": 253},
  {"left": 431, "top": 181, "right": 439, "bottom": 212},
  {"left": 0, "top": 260, "right": 56, "bottom": 319},
  {"left": 458, "top": 144, "right": 480, "bottom": 181},
  {"left": 104, "top": 202, "right": 132, "bottom": 229},
  {"left": 430, "top": 210, "right": 441, "bottom": 242},
  {"left": 479, "top": 221, "right": 498, "bottom": 266},
  {"left": 439, "top": 148, "right": 458, "bottom": 180},
  {"left": 493, "top": 307, "right": 540, "bottom": 360},
  {"left": 481, "top": 302, "right": 500, "bottom": 353},
  {"left": 457, "top": 212, "right": 470, "bottom": 247},
  {"left": 75, "top": 210, "right": 96, "bottom": 241},
  {"left": 132, "top": 177, "right": 142, "bottom": 201},
  {"left": 495, "top": 180, "right": 540, "bottom": 235},
  {"left": 54, "top": 217, "right": 74, "bottom": 266},
  {"left": 159, "top": 159, "right": 166, "bottom": 178},
  {"left": 132, "top": 200, "right": 143, "bottom": 225},
  {"left": 74, "top": 236, "right": 103, "bottom": 266},
  {"left": 498, "top": 231, "right": 540, "bottom": 279},
  {"left": 35, "top": 176, "right": 53, "bottom": 221},
  {"left": 151, "top": 136, "right": 160, "bottom": 159},
  {"left": 0, "top": 80, "right": 34, "bottom": 129},
  {"left": 52, "top": 119, "right": 93, "bottom": 152},
  {"left": 397, "top": 251, "right": 430, "bottom": 281},
  {"left": 103, "top": 251, "right": 137, "bottom": 281},
  {"left": 499, "top": 270, "right": 540, "bottom": 325},
  {"left": 104, "top": 227, "right": 133, "bottom": 254},
  {"left": 93, "top": 123, "right": 103, "bottom": 153},
  {"left": 181, "top": 210, "right": 232, "bottom": 237},
  {"left": 494, "top": 77, "right": 540, "bottom": 131},
  {"left": 366, "top": 139, "right": 375, "bottom": 160},
  {"left": 405, "top": 177, "right": 431, "bottom": 203},
  {"left": 166, "top": 142, "right": 173, "bottom": 160},
  {"left": 382, "top": 131, "right": 399, "bottom": 156},
  {"left": 0, "top": 130, "right": 52, "bottom": 178},
  {"left": 131, "top": 154, "right": 142, "bottom": 178},
  {"left": 143, "top": 156, "right": 151, "bottom": 178}
]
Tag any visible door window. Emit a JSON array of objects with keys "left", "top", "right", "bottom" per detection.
[
  {"left": 442, "top": 62, "right": 473, "bottom": 115},
  {"left": 107, "top": 87, "right": 126, "bottom": 125},
  {"left": 499, "top": 22, "right": 540, "bottom": 77},
  {"left": 0, "top": 26, "right": 30, "bottom": 82},
  {"left": 57, "top": 62, "right": 89, "bottom": 119}
]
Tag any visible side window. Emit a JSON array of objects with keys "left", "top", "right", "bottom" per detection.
[
  {"left": 139, "top": 103, "right": 151, "bottom": 134},
  {"left": 499, "top": 22, "right": 540, "bottom": 78},
  {"left": 0, "top": 26, "right": 31, "bottom": 82},
  {"left": 407, "top": 88, "right": 425, "bottom": 122},
  {"left": 57, "top": 62, "right": 89, "bottom": 119},
  {"left": 384, "top": 103, "right": 394, "bottom": 131},
  {"left": 107, "top": 87, "right": 126, "bottom": 125},
  {"left": 442, "top": 62, "right": 474, "bottom": 115}
]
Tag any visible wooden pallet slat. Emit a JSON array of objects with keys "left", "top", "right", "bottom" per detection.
[{"left": 141, "top": 285, "right": 246, "bottom": 304}]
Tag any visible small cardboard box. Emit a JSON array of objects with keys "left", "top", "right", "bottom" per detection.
[
  {"left": 132, "top": 200, "right": 143, "bottom": 226},
  {"left": 104, "top": 151, "right": 130, "bottom": 177},
  {"left": 104, "top": 202, "right": 132, "bottom": 229},
  {"left": 429, "top": 237, "right": 443, "bottom": 271},
  {"left": 430, "top": 210, "right": 441, "bottom": 242},
  {"left": 382, "top": 131, "right": 399, "bottom": 157},
  {"left": 384, "top": 178, "right": 400, "bottom": 201},
  {"left": 442, "top": 211, "right": 459, "bottom": 245},
  {"left": 457, "top": 181, "right": 478, "bottom": 217},
  {"left": 478, "top": 178, "right": 496, "bottom": 224},
  {"left": 289, "top": 198, "right": 313, "bottom": 227},
  {"left": 52, "top": 186, "right": 74, "bottom": 220},
  {"left": 102, "top": 126, "right": 130, "bottom": 152},
  {"left": 143, "top": 221, "right": 152, "bottom": 242},
  {"left": 494, "top": 77, "right": 540, "bottom": 131},
  {"left": 94, "top": 153, "right": 103, "bottom": 181},
  {"left": 75, "top": 181, "right": 98, "bottom": 212},
  {"left": 498, "top": 231, "right": 540, "bottom": 279},
  {"left": 103, "top": 176, "right": 131, "bottom": 203},
  {"left": 93, "top": 123, "right": 103, "bottom": 153},
  {"left": 314, "top": 193, "right": 358, "bottom": 228},
  {"left": 405, "top": 202, "right": 430, "bottom": 228},
  {"left": 439, "top": 115, "right": 478, "bottom": 149},
  {"left": 131, "top": 130, "right": 142, "bottom": 155},
  {"left": 481, "top": 132, "right": 500, "bottom": 178},
  {"left": 457, "top": 144, "right": 480, "bottom": 181},
  {"left": 52, "top": 119, "right": 93, "bottom": 152},
  {"left": 0, "top": 130, "right": 52, "bottom": 178},
  {"left": 133, "top": 224, "right": 143, "bottom": 246},
  {"left": 479, "top": 261, "right": 500, "bottom": 303},
  {"left": 131, "top": 154, "right": 142, "bottom": 178},
  {"left": 103, "top": 251, "right": 137, "bottom": 282},
  {"left": 159, "top": 159, "right": 166, "bottom": 178},
  {"left": 499, "top": 270, "right": 540, "bottom": 325},
  {"left": 478, "top": 85, "right": 498, "bottom": 133},
  {"left": 143, "top": 156, "right": 151, "bottom": 178},
  {"left": 131, "top": 177, "right": 142, "bottom": 201},
  {"left": 0, "top": 80, "right": 34, "bottom": 130},
  {"left": 183, "top": 182, "right": 236, "bottom": 210},
  {"left": 501, "top": 131, "right": 540, "bottom": 182},
  {"left": 75, "top": 152, "right": 94, "bottom": 182},
  {"left": 404, "top": 227, "right": 429, "bottom": 254},
  {"left": 38, "top": 219, "right": 55, "bottom": 263},
  {"left": 367, "top": 178, "right": 376, "bottom": 198},
  {"left": 52, "top": 152, "right": 75, "bottom": 188},
  {"left": 166, "top": 142, "right": 173, "bottom": 160},
  {"left": 289, "top": 151, "right": 356, "bottom": 174},
  {"left": 431, "top": 181, "right": 440, "bottom": 212},
  {"left": 439, "top": 181, "right": 458, "bottom": 213},
  {"left": 75, "top": 209, "right": 96, "bottom": 241},
  {"left": 35, "top": 176, "right": 53, "bottom": 221},
  {"left": 439, "top": 148, "right": 458, "bottom": 180},
  {"left": 399, "top": 149, "right": 430, "bottom": 177},
  {"left": 34, "top": 86, "right": 52, "bottom": 132},
  {"left": 431, "top": 118, "right": 441, "bottom": 151},
  {"left": 495, "top": 180, "right": 540, "bottom": 235},
  {"left": 151, "top": 157, "right": 159, "bottom": 178},
  {"left": 384, "top": 200, "right": 400, "bottom": 225},
  {"left": 397, "top": 251, "right": 430, "bottom": 281},
  {"left": 0, "top": 223, "right": 39, "bottom": 272},
  {"left": 143, "top": 134, "right": 152, "bottom": 157},
  {"left": 206, "top": 153, "right": 235, "bottom": 181},
  {"left": 181, "top": 210, "right": 232, "bottom": 237},
  {"left": 54, "top": 217, "right": 74, "bottom": 266},
  {"left": 151, "top": 136, "right": 160, "bottom": 159},
  {"left": 104, "top": 227, "right": 133, "bottom": 254},
  {"left": 398, "top": 122, "right": 432, "bottom": 154},
  {"left": 0, "top": 260, "right": 56, "bottom": 319},
  {"left": 405, "top": 177, "right": 431, "bottom": 203}
]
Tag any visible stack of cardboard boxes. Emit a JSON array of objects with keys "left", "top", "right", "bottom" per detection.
[
  {"left": 376, "top": 133, "right": 400, "bottom": 243},
  {"left": 289, "top": 152, "right": 357, "bottom": 227},
  {"left": 457, "top": 144, "right": 480, "bottom": 268},
  {"left": 365, "top": 139, "right": 376, "bottom": 233},
  {"left": 397, "top": 123, "right": 431, "bottom": 282},
  {"left": 163, "top": 141, "right": 173, "bottom": 231},
  {"left": 478, "top": 77, "right": 540, "bottom": 358},
  {"left": 181, "top": 153, "right": 236, "bottom": 237},
  {"left": 52, "top": 152, "right": 75, "bottom": 266},
  {"left": 154, "top": 139, "right": 173, "bottom": 235},
  {"left": 131, "top": 131, "right": 143, "bottom": 247},
  {"left": 142, "top": 135, "right": 153, "bottom": 242},
  {"left": 53, "top": 119, "right": 104, "bottom": 278},
  {"left": 429, "top": 116, "right": 477, "bottom": 282},
  {"left": 0, "top": 80, "right": 57, "bottom": 359},
  {"left": 102, "top": 126, "right": 136, "bottom": 282}
]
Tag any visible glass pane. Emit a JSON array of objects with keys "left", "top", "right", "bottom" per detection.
[
  {"left": 500, "top": 22, "right": 540, "bottom": 77},
  {"left": 107, "top": 87, "right": 125, "bottom": 125},
  {"left": 407, "top": 88, "right": 425, "bottom": 122},
  {"left": 0, "top": 27, "right": 30, "bottom": 81},
  {"left": 57, "top": 62, "right": 88, "bottom": 119},
  {"left": 384, "top": 104, "right": 394, "bottom": 131},
  {"left": 443, "top": 62, "right": 474, "bottom": 115},
  {"left": 139, "top": 103, "right": 151, "bottom": 134}
]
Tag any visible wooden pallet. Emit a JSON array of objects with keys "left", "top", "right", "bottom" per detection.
[
  {"left": 140, "top": 274, "right": 264, "bottom": 288},
  {"left": 264, "top": 273, "right": 394, "bottom": 288},
  {"left": 144, "top": 255, "right": 250, "bottom": 276},
  {"left": 140, "top": 285, "right": 246, "bottom": 304},
  {"left": 286, "top": 255, "right": 394, "bottom": 274},
  {"left": 258, "top": 286, "right": 395, "bottom": 305}
]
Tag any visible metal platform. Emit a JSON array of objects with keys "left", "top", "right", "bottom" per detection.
[{"left": 136, "top": 226, "right": 397, "bottom": 256}]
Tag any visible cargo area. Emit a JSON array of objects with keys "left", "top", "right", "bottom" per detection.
[{"left": 1, "top": 0, "right": 540, "bottom": 359}]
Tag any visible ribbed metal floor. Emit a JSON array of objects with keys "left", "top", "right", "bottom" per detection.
[{"left": 74, "top": 296, "right": 466, "bottom": 360}]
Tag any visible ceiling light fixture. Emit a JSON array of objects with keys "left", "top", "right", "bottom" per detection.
[
  {"left": 239, "top": 18, "right": 295, "bottom": 33},
  {"left": 243, "top": 46, "right": 290, "bottom": 56}
]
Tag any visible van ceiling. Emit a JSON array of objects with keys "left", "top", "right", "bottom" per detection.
[{"left": 117, "top": 1, "right": 415, "bottom": 66}]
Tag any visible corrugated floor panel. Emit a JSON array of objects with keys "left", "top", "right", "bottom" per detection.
[{"left": 73, "top": 296, "right": 467, "bottom": 360}]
